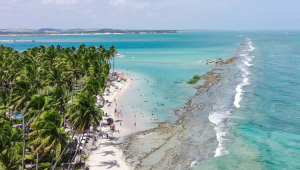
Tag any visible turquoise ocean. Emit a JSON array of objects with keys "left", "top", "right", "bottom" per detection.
[{"left": 1, "top": 31, "right": 299, "bottom": 169}]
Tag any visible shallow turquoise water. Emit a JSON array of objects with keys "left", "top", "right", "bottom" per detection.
[
  {"left": 196, "top": 31, "right": 300, "bottom": 169},
  {"left": 1, "top": 32, "right": 241, "bottom": 122},
  {"left": 2, "top": 31, "right": 299, "bottom": 169}
]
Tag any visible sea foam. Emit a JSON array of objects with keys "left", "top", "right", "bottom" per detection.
[
  {"left": 209, "top": 109, "right": 231, "bottom": 157},
  {"left": 210, "top": 38, "right": 256, "bottom": 158},
  {"left": 234, "top": 38, "right": 255, "bottom": 108}
]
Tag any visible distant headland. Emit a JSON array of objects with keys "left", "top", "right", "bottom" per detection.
[{"left": 0, "top": 28, "right": 177, "bottom": 36}]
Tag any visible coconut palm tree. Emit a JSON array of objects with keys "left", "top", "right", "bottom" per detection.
[
  {"left": 9, "top": 80, "right": 37, "bottom": 113},
  {"left": 0, "top": 89, "right": 10, "bottom": 119},
  {"left": 9, "top": 80, "right": 37, "bottom": 170},
  {"left": 109, "top": 45, "right": 117, "bottom": 74},
  {"left": 82, "top": 78, "right": 100, "bottom": 95},
  {"left": 0, "top": 142, "right": 22, "bottom": 170},
  {"left": 0, "top": 46, "right": 22, "bottom": 119},
  {"left": 68, "top": 92, "right": 103, "bottom": 133},
  {"left": 67, "top": 92, "right": 102, "bottom": 168},
  {"left": 65, "top": 47, "right": 84, "bottom": 103},
  {"left": 28, "top": 110, "right": 71, "bottom": 167},
  {"left": 19, "top": 52, "right": 43, "bottom": 91},
  {"left": 0, "top": 121, "right": 22, "bottom": 170},
  {"left": 0, "top": 44, "right": 114, "bottom": 169},
  {"left": 25, "top": 95, "right": 45, "bottom": 124}
]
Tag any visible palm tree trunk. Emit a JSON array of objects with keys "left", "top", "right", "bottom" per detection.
[
  {"left": 36, "top": 152, "right": 38, "bottom": 170},
  {"left": 50, "top": 144, "right": 57, "bottom": 169},
  {"left": 75, "top": 78, "right": 77, "bottom": 97},
  {"left": 113, "top": 56, "right": 115, "bottom": 75},
  {"left": 22, "top": 115, "right": 25, "bottom": 170},
  {"left": 52, "top": 142, "right": 69, "bottom": 170},
  {"left": 71, "top": 83, "right": 74, "bottom": 104}
]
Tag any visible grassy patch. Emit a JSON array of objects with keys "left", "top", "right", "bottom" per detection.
[
  {"left": 187, "top": 75, "right": 201, "bottom": 84},
  {"left": 195, "top": 69, "right": 220, "bottom": 89}
]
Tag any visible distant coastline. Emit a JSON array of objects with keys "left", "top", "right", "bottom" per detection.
[{"left": 0, "top": 28, "right": 177, "bottom": 36}]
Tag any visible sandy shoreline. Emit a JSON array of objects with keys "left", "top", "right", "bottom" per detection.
[
  {"left": 119, "top": 57, "right": 239, "bottom": 170},
  {"left": 86, "top": 78, "right": 133, "bottom": 170},
  {"left": 86, "top": 75, "right": 153, "bottom": 170},
  {"left": 85, "top": 57, "right": 238, "bottom": 170}
]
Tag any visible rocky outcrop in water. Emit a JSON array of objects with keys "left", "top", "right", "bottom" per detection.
[{"left": 119, "top": 57, "right": 239, "bottom": 170}]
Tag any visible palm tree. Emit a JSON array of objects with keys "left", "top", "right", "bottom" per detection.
[
  {"left": 28, "top": 110, "right": 71, "bottom": 167},
  {"left": 9, "top": 80, "right": 37, "bottom": 113},
  {"left": 68, "top": 92, "right": 102, "bottom": 133},
  {"left": 0, "top": 89, "right": 10, "bottom": 119},
  {"left": 67, "top": 92, "right": 102, "bottom": 167},
  {"left": 0, "top": 44, "right": 114, "bottom": 169},
  {"left": 25, "top": 95, "right": 45, "bottom": 124},
  {"left": 82, "top": 78, "right": 100, "bottom": 95},
  {"left": 0, "top": 142, "right": 22, "bottom": 170},
  {"left": 109, "top": 45, "right": 117, "bottom": 74},
  {"left": 65, "top": 46, "right": 84, "bottom": 104},
  {"left": 9, "top": 80, "right": 37, "bottom": 170},
  {"left": 0, "top": 121, "right": 22, "bottom": 170},
  {"left": 0, "top": 46, "right": 22, "bottom": 119},
  {"left": 19, "top": 52, "right": 43, "bottom": 91}
]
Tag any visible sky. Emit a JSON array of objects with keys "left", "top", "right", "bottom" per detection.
[{"left": 0, "top": 0, "right": 299, "bottom": 30}]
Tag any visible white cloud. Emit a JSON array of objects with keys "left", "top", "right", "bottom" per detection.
[{"left": 110, "top": 0, "right": 150, "bottom": 9}]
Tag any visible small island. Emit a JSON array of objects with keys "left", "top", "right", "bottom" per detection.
[{"left": 0, "top": 28, "right": 177, "bottom": 36}]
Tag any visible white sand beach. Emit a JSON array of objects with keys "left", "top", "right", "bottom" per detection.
[{"left": 86, "top": 77, "right": 140, "bottom": 170}]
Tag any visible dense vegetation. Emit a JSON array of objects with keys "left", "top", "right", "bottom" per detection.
[
  {"left": 0, "top": 44, "right": 116, "bottom": 169},
  {"left": 187, "top": 75, "right": 201, "bottom": 84}
]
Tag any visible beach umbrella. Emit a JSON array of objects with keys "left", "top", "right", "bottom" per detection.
[
  {"left": 110, "top": 124, "right": 115, "bottom": 127},
  {"left": 107, "top": 118, "right": 113, "bottom": 121}
]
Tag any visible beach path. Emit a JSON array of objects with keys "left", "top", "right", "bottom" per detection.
[
  {"left": 86, "top": 137, "right": 129, "bottom": 170},
  {"left": 86, "top": 79, "right": 131, "bottom": 170}
]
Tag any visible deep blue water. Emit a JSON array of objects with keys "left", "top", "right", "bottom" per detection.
[{"left": 2, "top": 31, "right": 300, "bottom": 169}]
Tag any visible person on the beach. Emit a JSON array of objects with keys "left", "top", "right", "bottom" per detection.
[
  {"left": 135, "top": 122, "right": 136, "bottom": 127},
  {"left": 115, "top": 109, "right": 117, "bottom": 113},
  {"left": 106, "top": 134, "right": 108, "bottom": 139},
  {"left": 120, "top": 122, "right": 121, "bottom": 126}
]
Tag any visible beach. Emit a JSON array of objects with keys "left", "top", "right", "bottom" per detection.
[
  {"left": 5, "top": 31, "right": 300, "bottom": 170},
  {"left": 85, "top": 56, "right": 239, "bottom": 170},
  {"left": 86, "top": 77, "right": 131, "bottom": 170},
  {"left": 86, "top": 74, "right": 155, "bottom": 170}
]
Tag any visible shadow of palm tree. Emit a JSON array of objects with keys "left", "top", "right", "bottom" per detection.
[
  {"left": 100, "top": 142, "right": 114, "bottom": 147},
  {"left": 102, "top": 150, "right": 116, "bottom": 156},
  {"left": 97, "top": 160, "right": 120, "bottom": 169}
]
